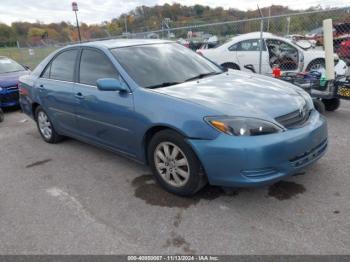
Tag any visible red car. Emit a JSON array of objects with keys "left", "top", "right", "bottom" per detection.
[{"left": 338, "top": 39, "right": 350, "bottom": 59}]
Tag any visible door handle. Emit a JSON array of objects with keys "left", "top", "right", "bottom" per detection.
[{"left": 75, "top": 92, "right": 84, "bottom": 99}]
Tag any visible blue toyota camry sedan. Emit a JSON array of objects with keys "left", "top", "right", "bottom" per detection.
[{"left": 19, "top": 39, "right": 328, "bottom": 196}]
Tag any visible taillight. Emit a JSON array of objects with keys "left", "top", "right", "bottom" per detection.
[{"left": 19, "top": 83, "right": 28, "bottom": 96}]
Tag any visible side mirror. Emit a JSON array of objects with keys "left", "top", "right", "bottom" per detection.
[{"left": 96, "top": 78, "right": 128, "bottom": 92}]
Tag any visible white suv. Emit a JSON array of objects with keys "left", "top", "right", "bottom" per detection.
[{"left": 198, "top": 32, "right": 347, "bottom": 75}]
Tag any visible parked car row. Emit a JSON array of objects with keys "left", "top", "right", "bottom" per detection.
[{"left": 197, "top": 32, "right": 348, "bottom": 75}]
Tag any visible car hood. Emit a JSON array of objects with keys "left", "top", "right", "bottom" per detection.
[
  {"left": 0, "top": 70, "right": 29, "bottom": 88},
  {"left": 153, "top": 70, "right": 307, "bottom": 120}
]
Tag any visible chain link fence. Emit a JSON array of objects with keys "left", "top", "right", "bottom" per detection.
[
  {"left": 1, "top": 7, "right": 349, "bottom": 73},
  {"left": 133, "top": 7, "right": 350, "bottom": 75},
  {"left": 0, "top": 46, "right": 57, "bottom": 69}
]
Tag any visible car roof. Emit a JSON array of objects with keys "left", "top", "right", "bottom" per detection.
[
  {"left": 74, "top": 39, "right": 173, "bottom": 49},
  {"left": 231, "top": 32, "right": 278, "bottom": 41}
]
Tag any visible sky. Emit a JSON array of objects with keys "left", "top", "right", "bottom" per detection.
[{"left": 0, "top": 0, "right": 349, "bottom": 25}]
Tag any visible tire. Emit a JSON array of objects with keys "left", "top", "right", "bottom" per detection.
[
  {"left": 306, "top": 59, "right": 325, "bottom": 72},
  {"left": 313, "top": 99, "right": 325, "bottom": 115},
  {"left": 221, "top": 63, "right": 240, "bottom": 70},
  {"left": 0, "top": 109, "right": 4, "bottom": 123},
  {"left": 322, "top": 98, "right": 341, "bottom": 112},
  {"left": 147, "top": 129, "right": 207, "bottom": 196},
  {"left": 35, "top": 106, "right": 63, "bottom": 143}
]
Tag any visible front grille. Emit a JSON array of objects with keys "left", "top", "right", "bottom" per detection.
[
  {"left": 6, "top": 85, "right": 18, "bottom": 91},
  {"left": 0, "top": 92, "right": 19, "bottom": 103},
  {"left": 289, "top": 139, "right": 328, "bottom": 167},
  {"left": 275, "top": 104, "right": 311, "bottom": 129}
]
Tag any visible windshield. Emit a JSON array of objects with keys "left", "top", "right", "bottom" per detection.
[
  {"left": 0, "top": 57, "right": 25, "bottom": 74},
  {"left": 111, "top": 43, "right": 223, "bottom": 88}
]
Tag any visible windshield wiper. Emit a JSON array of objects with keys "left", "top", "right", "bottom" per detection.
[
  {"left": 184, "top": 72, "right": 222, "bottom": 82},
  {"left": 145, "top": 82, "right": 181, "bottom": 89},
  {"left": 145, "top": 72, "right": 222, "bottom": 89}
]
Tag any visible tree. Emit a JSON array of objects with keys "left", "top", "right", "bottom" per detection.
[{"left": 0, "top": 23, "right": 16, "bottom": 47}]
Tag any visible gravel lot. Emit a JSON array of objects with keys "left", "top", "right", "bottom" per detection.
[{"left": 0, "top": 102, "right": 350, "bottom": 255}]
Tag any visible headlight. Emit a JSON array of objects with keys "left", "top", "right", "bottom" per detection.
[
  {"left": 205, "top": 116, "right": 283, "bottom": 136},
  {"left": 0, "top": 87, "right": 3, "bottom": 91}
]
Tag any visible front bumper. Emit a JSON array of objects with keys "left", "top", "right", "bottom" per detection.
[
  {"left": 187, "top": 110, "right": 328, "bottom": 187},
  {"left": 0, "top": 89, "right": 19, "bottom": 108}
]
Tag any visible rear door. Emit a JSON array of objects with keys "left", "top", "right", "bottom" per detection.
[
  {"left": 234, "top": 39, "right": 270, "bottom": 73},
  {"left": 35, "top": 48, "right": 79, "bottom": 133},
  {"left": 74, "top": 48, "right": 135, "bottom": 154}
]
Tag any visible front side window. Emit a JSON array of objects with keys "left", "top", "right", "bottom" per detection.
[
  {"left": 79, "top": 49, "right": 119, "bottom": 86},
  {"left": 48, "top": 49, "right": 78, "bottom": 82},
  {"left": 111, "top": 43, "right": 222, "bottom": 88},
  {"left": 266, "top": 39, "right": 299, "bottom": 70}
]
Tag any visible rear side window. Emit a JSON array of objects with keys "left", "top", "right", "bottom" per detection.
[
  {"left": 79, "top": 49, "right": 119, "bottom": 86},
  {"left": 229, "top": 39, "right": 266, "bottom": 51},
  {"left": 43, "top": 49, "right": 78, "bottom": 82}
]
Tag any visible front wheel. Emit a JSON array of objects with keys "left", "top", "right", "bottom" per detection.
[
  {"left": 148, "top": 130, "right": 207, "bottom": 196},
  {"left": 322, "top": 98, "right": 341, "bottom": 112},
  {"left": 306, "top": 59, "right": 325, "bottom": 71},
  {"left": 35, "top": 106, "right": 63, "bottom": 143}
]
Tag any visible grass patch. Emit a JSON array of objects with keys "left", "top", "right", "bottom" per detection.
[{"left": 0, "top": 47, "right": 58, "bottom": 70}]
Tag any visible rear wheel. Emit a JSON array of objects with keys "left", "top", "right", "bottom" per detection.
[
  {"left": 306, "top": 59, "right": 325, "bottom": 71},
  {"left": 35, "top": 106, "right": 63, "bottom": 143},
  {"left": 322, "top": 98, "right": 341, "bottom": 112},
  {"left": 221, "top": 63, "right": 240, "bottom": 70},
  {"left": 148, "top": 129, "right": 207, "bottom": 196}
]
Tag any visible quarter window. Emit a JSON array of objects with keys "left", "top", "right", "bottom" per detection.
[
  {"left": 79, "top": 49, "right": 119, "bottom": 86},
  {"left": 49, "top": 49, "right": 78, "bottom": 82}
]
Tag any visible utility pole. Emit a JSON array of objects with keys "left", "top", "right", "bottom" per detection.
[
  {"left": 162, "top": 18, "right": 171, "bottom": 39},
  {"left": 257, "top": 5, "right": 264, "bottom": 74},
  {"left": 72, "top": 2, "right": 81, "bottom": 42},
  {"left": 286, "top": 16, "right": 291, "bottom": 35},
  {"left": 267, "top": 6, "right": 271, "bottom": 32}
]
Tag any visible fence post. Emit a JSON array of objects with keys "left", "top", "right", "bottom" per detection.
[{"left": 258, "top": 18, "right": 264, "bottom": 74}]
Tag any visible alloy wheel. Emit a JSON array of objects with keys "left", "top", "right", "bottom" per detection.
[
  {"left": 37, "top": 111, "right": 52, "bottom": 140},
  {"left": 154, "top": 141, "right": 190, "bottom": 187},
  {"left": 309, "top": 62, "right": 325, "bottom": 71}
]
